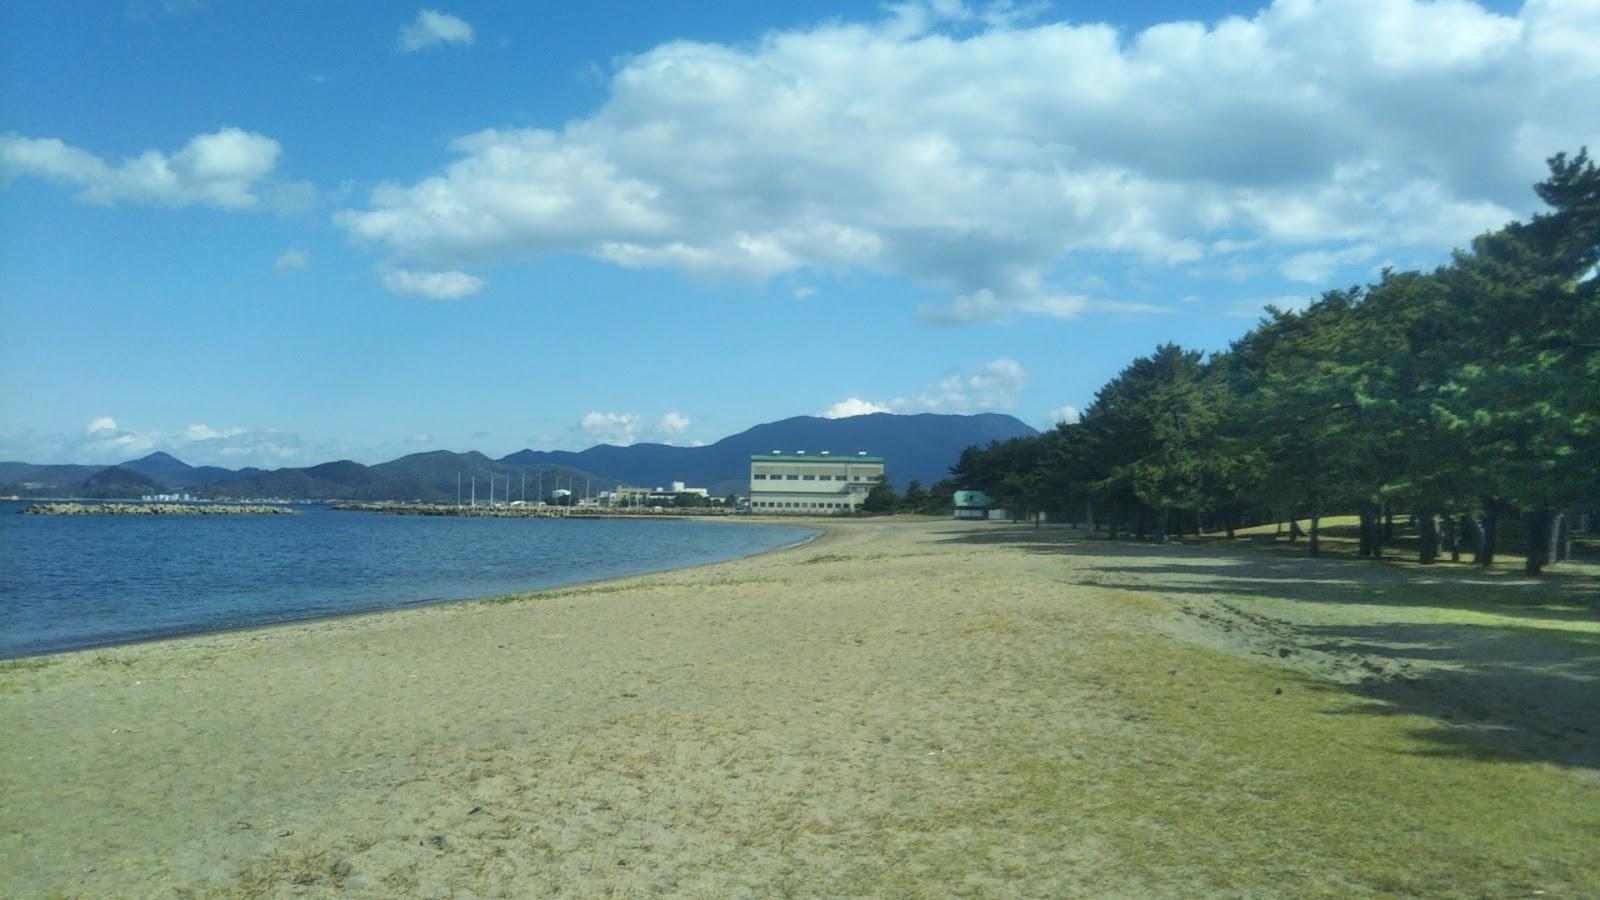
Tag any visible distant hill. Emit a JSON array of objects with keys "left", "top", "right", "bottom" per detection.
[
  {"left": 79, "top": 465, "right": 159, "bottom": 499},
  {"left": 500, "top": 412, "right": 1039, "bottom": 495},
  {"left": 203, "top": 454, "right": 614, "bottom": 503},
  {"left": 120, "top": 451, "right": 254, "bottom": 488},
  {"left": 1, "top": 412, "right": 1037, "bottom": 501},
  {"left": 0, "top": 462, "right": 108, "bottom": 496}
]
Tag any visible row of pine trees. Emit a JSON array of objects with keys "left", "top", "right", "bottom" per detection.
[{"left": 950, "top": 151, "right": 1599, "bottom": 575}]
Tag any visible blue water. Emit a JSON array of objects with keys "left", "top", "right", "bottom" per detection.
[{"left": 0, "top": 502, "right": 816, "bottom": 658}]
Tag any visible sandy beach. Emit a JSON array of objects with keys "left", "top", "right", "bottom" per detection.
[{"left": 3, "top": 518, "right": 1596, "bottom": 897}]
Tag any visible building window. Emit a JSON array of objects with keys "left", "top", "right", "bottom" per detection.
[
  {"left": 787, "top": 474, "right": 800, "bottom": 480},
  {"left": 753, "top": 474, "right": 766, "bottom": 480},
  {"left": 802, "top": 475, "right": 816, "bottom": 480}
]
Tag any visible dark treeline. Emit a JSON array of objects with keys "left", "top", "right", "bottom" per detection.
[{"left": 952, "top": 151, "right": 1599, "bottom": 575}]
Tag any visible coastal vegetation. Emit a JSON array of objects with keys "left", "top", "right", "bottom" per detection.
[{"left": 951, "top": 152, "right": 1600, "bottom": 575}]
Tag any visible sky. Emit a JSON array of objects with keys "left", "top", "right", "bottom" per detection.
[{"left": 2, "top": 0, "right": 1596, "bottom": 468}]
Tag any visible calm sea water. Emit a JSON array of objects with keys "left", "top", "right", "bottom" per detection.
[{"left": 0, "top": 502, "right": 816, "bottom": 658}]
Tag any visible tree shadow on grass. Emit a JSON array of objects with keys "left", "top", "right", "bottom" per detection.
[{"left": 935, "top": 526, "right": 1600, "bottom": 771}]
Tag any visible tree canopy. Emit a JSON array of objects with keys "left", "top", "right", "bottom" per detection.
[{"left": 948, "top": 151, "right": 1599, "bottom": 574}]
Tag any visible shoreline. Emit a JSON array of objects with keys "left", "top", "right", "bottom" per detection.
[{"left": 0, "top": 516, "right": 826, "bottom": 663}]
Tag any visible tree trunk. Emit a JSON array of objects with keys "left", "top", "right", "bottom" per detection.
[
  {"left": 1442, "top": 514, "right": 1460, "bottom": 563},
  {"left": 1417, "top": 509, "right": 1439, "bottom": 564},
  {"left": 1086, "top": 499, "right": 1095, "bottom": 532},
  {"left": 1555, "top": 513, "right": 1572, "bottom": 562},
  {"left": 1359, "top": 500, "right": 1382, "bottom": 558},
  {"left": 1382, "top": 503, "right": 1395, "bottom": 543},
  {"left": 1309, "top": 514, "right": 1321, "bottom": 557},
  {"left": 1224, "top": 514, "right": 1235, "bottom": 539},
  {"left": 1477, "top": 500, "right": 1500, "bottom": 567},
  {"left": 1525, "top": 509, "right": 1554, "bottom": 575},
  {"left": 1289, "top": 518, "right": 1304, "bottom": 542},
  {"left": 1108, "top": 502, "right": 1120, "bottom": 540}
]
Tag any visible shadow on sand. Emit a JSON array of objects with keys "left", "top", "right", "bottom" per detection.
[{"left": 938, "top": 525, "right": 1600, "bottom": 772}]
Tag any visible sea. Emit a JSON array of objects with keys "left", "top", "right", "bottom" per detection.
[{"left": 0, "top": 501, "right": 817, "bottom": 659}]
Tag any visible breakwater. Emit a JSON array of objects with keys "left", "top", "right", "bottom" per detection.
[
  {"left": 23, "top": 503, "right": 296, "bottom": 516},
  {"left": 332, "top": 502, "right": 731, "bottom": 518}
]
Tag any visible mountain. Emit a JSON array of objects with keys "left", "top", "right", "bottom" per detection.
[
  {"left": 499, "top": 412, "right": 1039, "bottom": 496},
  {"left": 119, "top": 451, "right": 251, "bottom": 489},
  {"left": 79, "top": 465, "right": 159, "bottom": 499},
  {"left": 202, "top": 454, "right": 615, "bottom": 502},
  {"left": 1, "top": 412, "right": 1037, "bottom": 501},
  {"left": 0, "top": 462, "right": 108, "bottom": 496}
]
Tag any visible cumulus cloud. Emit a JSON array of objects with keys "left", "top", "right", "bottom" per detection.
[
  {"left": 656, "top": 412, "right": 691, "bottom": 435},
  {"left": 1047, "top": 405, "right": 1081, "bottom": 426},
  {"left": 336, "top": 0, "right": 1599, "bottom": 323},
  {"left": 820, "top": 397, "right": 894, "bottom": 419},
  {"left": 578, "top": 412, "right": 640, "bottom": 446},
  {"left": 577, "top": 410, "right": 698, "bottom": 446},
  {"left": 823, "top": 357, "right": 1027, "bottom": 417},
  {"left": 397, "top": 9, "right": 475, "bottom": 52},
  {"left": 0, "top": 127, "right": 306, "bottom": 210},
  {"left": 64, "top": 417, "right": 301, "bottom": 467},
  {"left": 380, "top": 268, "right": 484, "bottom": 299},
  {"left": 274, "top": 248, "right": 309, "bottom": 273}
]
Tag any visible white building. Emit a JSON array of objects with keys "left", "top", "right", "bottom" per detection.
[{"left": 748, "top": 451, "right": 884, "bottom": 515}]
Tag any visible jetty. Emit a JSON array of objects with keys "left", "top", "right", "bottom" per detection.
[
  {"left": 331, "top": 502, "right": 731, "bottom": 519},
  {"left": 22, "top": 503, "right": 296, "bottom": 516}
]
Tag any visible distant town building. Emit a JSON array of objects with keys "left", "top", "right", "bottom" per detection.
[
  {"left": 605, "top": 482, "right": 712, "bottom": 507},
  {"left": 748, "top": 451, "right": 883, "bottom": 515}
]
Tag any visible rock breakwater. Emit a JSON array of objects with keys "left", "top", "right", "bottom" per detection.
[{"left": 23, "top": 503, "right": 297, "bottom": 516}]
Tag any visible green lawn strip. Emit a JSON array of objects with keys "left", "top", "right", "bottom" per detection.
[{"left": 832, "top": 609, "right": 1599, "bottom": 896}]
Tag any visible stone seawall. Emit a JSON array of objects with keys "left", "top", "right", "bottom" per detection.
[
  {"left": 22, "top": 503, "right": 297, "bottom": 516},
  {"left": 332, "top": 502, "right": 731, "bottom": 518}
]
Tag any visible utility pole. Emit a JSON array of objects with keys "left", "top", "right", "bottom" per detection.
[{"left": 471, "top": 476, "right": 476, "bottom": 507}]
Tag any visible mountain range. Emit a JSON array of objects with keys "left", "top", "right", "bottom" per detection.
[{"left": 0, "top": 413, "right": 1039, "bottom": 501}]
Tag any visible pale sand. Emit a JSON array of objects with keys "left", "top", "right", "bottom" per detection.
[{"left": 2, "top": 519, "right": 1596, "bottom": 897}]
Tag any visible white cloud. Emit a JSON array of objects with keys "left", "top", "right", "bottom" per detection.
[
  {"left": 1, "top": 127, "right": 304, "bottom": 210},
  {"left": 824, "top": 357, "right": 1027, "bottom": 418},
  {"left": 56, "top": 417, "right": 301, "bottom": 467},
  {"left": 656, "top": 411, "right": 691, "bottom": 435},
  {"left": 85, "top": 416, "right": 119, "bottom": 435},
  {"left": 380, "top": 268, "right": 484, "bottom": 300},
  {"left": 578, "top": 412, "right": 640, "bottom": 446},
  {"left": 1047, "top": 405, "right": 1081, "bottom": 426},
  {"left": 397, "top": 9, "right": 475, "bottom": 52},
  {"left": 274, "top": 248, "right": 309, "bottom": 273},
  {"left": 821, "top": 397, "right": 893, "bottom": 419},
  {"left": 1280, "top": 244, "right": 1375, "bottom": 283},
  {"left": 336, "top": 0, "right": 1598, "bottom": 323},
  {"left": 575, "top": 410, "right": 699, "bottom": 446}
]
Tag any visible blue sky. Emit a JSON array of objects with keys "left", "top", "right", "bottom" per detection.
[{"left": 2, "top": 0, "right": 1593, "bottom": 467}]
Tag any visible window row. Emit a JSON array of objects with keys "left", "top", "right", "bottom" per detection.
[
  {"left": 753, "top": 500, "right": 852, "bottom": 509},
  {"left": 752, "top": 473, "right": 878, "bottom": 480}
]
